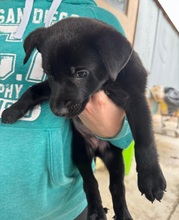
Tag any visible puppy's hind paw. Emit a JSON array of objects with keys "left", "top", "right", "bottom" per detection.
[
  {"left": 89, "top": 213, "right": 107, "bottom": 220},
  {"left": 88, "top": 209, "right": 107, "bottom": 220},
  {"left": 113, "top": 208, "right": 133, "bottom": 220}
]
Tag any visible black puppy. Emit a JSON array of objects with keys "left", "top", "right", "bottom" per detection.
[{"left": 2, "top": 17, "right": 166, "bottom": 220}]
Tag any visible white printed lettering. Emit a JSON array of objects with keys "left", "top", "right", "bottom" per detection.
[
  {"left": 51, "top": 11, "right": 58, "bottom": 23},
  {"left": 0, "top": 84, "right": 5, "bottom": 93},
  {"left": 0, "top": 54, "right": 16, "bottom": 80},
  {"left": 0, "top": 84, "right": 23, "bottom": 98},
  {"left": 59, "top": 12, "right": 68, "bottom": 20},
  {"left": 0, "top": 9, "right": 5, "bottom": 23},
  {"left": 15, "top": 84, "right": 23, "bottom": 98},
  {"left": 33, "top": 9, "right": 43, "bottom": 24},
  {"left": 4, "top": 84, "right": 13, "bottom": 98},
  {"left": 17, "top": 8, "right": 23, "bottom": 23},
  {"left": 6, "top": 9, "right": 15, "bottom": 24}
]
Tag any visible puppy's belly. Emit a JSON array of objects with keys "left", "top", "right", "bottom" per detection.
[{"left": 73, "top": 117, "right": 109, "bottom": 152}]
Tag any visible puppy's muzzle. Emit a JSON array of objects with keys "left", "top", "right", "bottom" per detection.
[{"left": 50, "top": 102, "right": 85, "bottom": 118}]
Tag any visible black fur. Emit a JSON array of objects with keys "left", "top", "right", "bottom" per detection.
[{"left": 2, "top": 17, "right": 166, "bottom": 220}]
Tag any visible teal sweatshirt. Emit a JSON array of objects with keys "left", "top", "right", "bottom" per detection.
[{"left": 0, "top": 0, "right": 133, "bottom": 219}]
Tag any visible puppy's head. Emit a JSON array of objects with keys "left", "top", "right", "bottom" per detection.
[{"left": 23, "top": 17, "right": 132, "bottom": 118}]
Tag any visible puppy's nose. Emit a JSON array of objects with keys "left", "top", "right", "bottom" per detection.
[
  {"left": 50, "top": 100, "right": 70, "bottom": 116},
  {"left": 50, "top": 105, "right": 69, "bottom": 117}
]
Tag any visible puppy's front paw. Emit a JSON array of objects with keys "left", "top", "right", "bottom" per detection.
[
  {"left": 138, "top": 167, "right": 166, "bottom": 202},
  {"left": 2, "top": 107, "right": 22, "bottom": 124}
]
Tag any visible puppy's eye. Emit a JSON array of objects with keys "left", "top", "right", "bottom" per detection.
[{"left": 76, "top": 70, "right": 89, "bottom": 79}]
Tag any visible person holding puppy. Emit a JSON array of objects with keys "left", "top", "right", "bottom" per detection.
[{"left": 0, "top": 0, "right": 133, "bottom": 219}]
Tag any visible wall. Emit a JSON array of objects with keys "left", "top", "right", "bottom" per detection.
[{"left": 134, "top": 0, "right": 179, "bottom": 90}]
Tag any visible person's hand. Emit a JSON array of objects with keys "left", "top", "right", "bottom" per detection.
[{"left": 79, "top": 91, "right": 125, "bottom": 138}]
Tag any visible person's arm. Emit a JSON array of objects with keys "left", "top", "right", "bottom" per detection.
[{"left": 79, "top": 91, "right": 133, "bottom": 149}]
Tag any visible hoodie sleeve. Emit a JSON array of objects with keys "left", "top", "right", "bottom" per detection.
[{"left": 95, "top": 117, "right": 134, "bottom": 149}]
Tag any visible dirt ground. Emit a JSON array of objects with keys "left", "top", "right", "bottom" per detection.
[{"left": 95, "top": 115, "right": 179, "bottom": 219}]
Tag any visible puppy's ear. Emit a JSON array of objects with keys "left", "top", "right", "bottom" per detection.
[
  {"left": 23, "top": 28, "right": 46, "bottom": 64},
  {"left": 96, "top": 29, "right": 132, "bottom": 81}
]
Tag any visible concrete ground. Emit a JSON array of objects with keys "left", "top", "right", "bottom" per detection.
[{"left": 95, "top": 115, "right": 179, "bottom": 219}]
